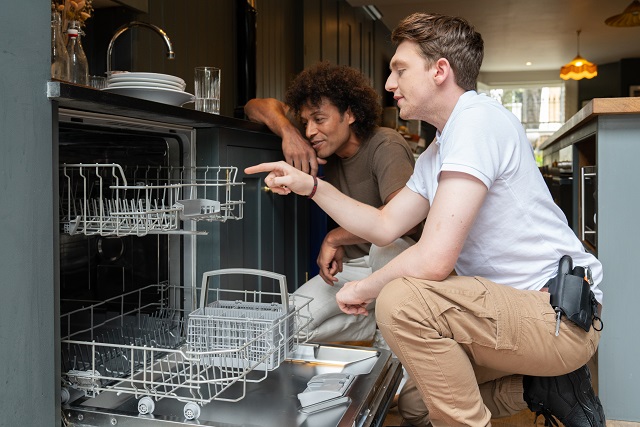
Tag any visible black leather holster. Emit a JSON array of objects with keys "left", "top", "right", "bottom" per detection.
[{"left": 546, "top": 255, "right": 602, "bottom": 332}]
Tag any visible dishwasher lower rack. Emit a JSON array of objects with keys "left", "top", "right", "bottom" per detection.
[
  {"left": 60, "top": 163, "right": 245, "bottom": 237},
  {"left": 61, "top": 269, "right": 313, "bottom": 421},
  {"left": 62, "top": 344, "right": 403, "bottom": 427}
]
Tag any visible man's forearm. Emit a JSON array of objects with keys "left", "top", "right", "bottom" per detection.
[
  {"left": 325, "top": 201, "right": 417, "bottom": 248},
  {"left": 312, "top": 180, "right": 393, "bottom": 246},
  {"left": 325, "top": 226, "right": 368, "bottom": 248},
  {"left": 244, "top": 98, "right": 295, "bottom": 138},
  {"left": 243, "top": 161, "right": 424, "bottom": 245},
  {"left": 354, "top": 240, "right": 447, "bottom": 301}
]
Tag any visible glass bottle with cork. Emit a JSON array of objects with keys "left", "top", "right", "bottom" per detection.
[{"left": 66, "top": 20, "right": 89, "bottom": 85}]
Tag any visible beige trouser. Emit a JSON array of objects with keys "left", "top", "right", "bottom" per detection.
[
  {"left": 294, "top": 237, "right": 415, "bottom": 342},
  {"left": 376, "top": 275, "right": 601, "bottom": 427}
]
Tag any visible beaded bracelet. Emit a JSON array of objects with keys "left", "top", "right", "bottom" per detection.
[{"left": 307, "top": 176, "right": 318, "bottom": 199}]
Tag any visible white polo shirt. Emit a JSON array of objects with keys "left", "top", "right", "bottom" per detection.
[{"left": 407, "top": 91, "right": 603, "bottom": 304}]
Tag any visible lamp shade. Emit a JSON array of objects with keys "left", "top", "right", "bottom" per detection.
[
  {"left": 559, "top": 31, "right": 598, "bottom": 81},
  {"left": 560, "top": 55, "right": 598, "bottom": 80},
  {"left": 605, "top": 0, "right": 640, "bottom": 27}
]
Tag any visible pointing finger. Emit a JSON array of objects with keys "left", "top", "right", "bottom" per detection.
[{"left": 244, "top": 162, "right": 284, "bottom": 175}]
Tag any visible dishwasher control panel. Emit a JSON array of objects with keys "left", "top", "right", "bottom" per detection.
[{"left": 297, "top": 373, "right": 355, "bottom": 408}]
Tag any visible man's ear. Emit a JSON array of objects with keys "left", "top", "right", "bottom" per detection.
[
  {"left": 433, "top": 58, "right": 451, "bottom": 85},
  {"left": 345, "top": 107, "right": 356, "bottom": 125}
]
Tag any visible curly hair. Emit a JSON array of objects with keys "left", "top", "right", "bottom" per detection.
[
  {"left": 392, "top": 13, "right": 483, "bottom": 91},
  {"left": 285, "top": 62, "right": 382, "bottom": 142}
]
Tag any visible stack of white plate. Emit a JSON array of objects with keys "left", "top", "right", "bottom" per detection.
[{"left": 103, "top": 72, "right": 194, "bottom": 106}]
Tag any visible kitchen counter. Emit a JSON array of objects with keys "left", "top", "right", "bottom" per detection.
[
  {"left": 540, "top": 97, "right": 640, "bottom": 153},
  {"left": 47, "top": 81, "right": 270, "bottom": 133},
  {"left": 538, "top": 96, "right": 640, "bottom": 422}
]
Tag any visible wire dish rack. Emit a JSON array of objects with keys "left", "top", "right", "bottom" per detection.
[
  {"left": 60, "top": 163, "right": 245, "bottom": 236},
  {"left": 60, "top": 269, "right": 312, "bottom": 421}
]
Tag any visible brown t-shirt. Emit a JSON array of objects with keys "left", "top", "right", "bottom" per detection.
[{"left": 324, "top": 127, "right": 416, "bottom": 259}]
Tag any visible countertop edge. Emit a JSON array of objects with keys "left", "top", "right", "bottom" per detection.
[
  {"left": 540, "top": 97, "right": 640, "bottom": 151},
  {"left": 47, "top": 81, "right": 274, "bottom": 135}
]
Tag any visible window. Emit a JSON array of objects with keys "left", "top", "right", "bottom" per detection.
[{"left": 478, "top": 83, "right": 565, "bottom": 165}]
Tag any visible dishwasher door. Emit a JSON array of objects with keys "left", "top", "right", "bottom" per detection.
[{"left": 63, "top": 343, "right": 402, "bottom": 427}]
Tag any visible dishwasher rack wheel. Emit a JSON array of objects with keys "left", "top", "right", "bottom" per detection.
[
  {"left": 137, "top": 397, "right": 155, "bottom": 416},
  {"left": 60, "top": 387, "right": 70, "bottom": 405},
  {"left": 183, "top": 402, "right": 201, "bottom": 420}
]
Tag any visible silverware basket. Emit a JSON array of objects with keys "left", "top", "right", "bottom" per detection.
[{"left": 187, "top": 269, "right": 309, "bottom": 371}]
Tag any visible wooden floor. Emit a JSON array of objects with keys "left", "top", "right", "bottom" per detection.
[
  {"left": 382, "top": 406, "right": 547, "bottom": 426},
  {"left": 382, "top": 406, "right": 640, "bottom": 426},
  {"left": 380, "top": 389, "right": 553, "bottom": 426},
  {"left": 381, "top": 354, "right": 639, "bottom": 426}
]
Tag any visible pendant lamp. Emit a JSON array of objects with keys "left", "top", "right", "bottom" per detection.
[
  {"left": 560, "top": 30, "right": 598, "bottom": 81},
  {"left": 605, "top": 0, "right": 640, "bottom": 27}
]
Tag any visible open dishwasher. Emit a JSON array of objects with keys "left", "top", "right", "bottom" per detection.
[
  {"left": 61, "top": 268, "right": 401, "bottom": 427},
  {"left": 57, "top": 109, "right": 402, "bottom": 427}
]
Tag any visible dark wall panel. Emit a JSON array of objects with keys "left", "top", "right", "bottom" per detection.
[
  {"left": 133, "top": 0, "right": 237, "bottom": 117},
  {"left": 375, "top": 20, "right": 395, "bottom": 105},
  {"left": 255, "top": 0, "right": 302, "bottom": 100},
  {"left": 88, "top": 0, "right": 395, "bottom": 121},
  {"left": 322, "top": 0, "right": 340, "bottom": 64},
  {"left": 303, "top": 0, "right": 322, "bottom": 69},
  {"left": 577, "top": 58, "right": 640, "bottom": 109},
  {"left": 301, "top": 0, "right": 390, "bottom": 99}
]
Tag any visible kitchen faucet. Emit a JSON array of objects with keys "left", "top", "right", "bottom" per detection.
[{"left": 106, "top": 21, "right": 175, "bottom": 74}]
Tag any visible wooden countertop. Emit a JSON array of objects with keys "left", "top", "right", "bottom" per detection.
[{"left": 540, "top": 97, "right": 640, "bottom": 150}]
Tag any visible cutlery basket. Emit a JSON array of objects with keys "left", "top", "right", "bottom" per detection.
[{"left": 186, "top": 269, "right": 311, "bottom": 371}]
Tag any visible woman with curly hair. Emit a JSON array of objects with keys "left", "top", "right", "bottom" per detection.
[{"left": 245, "top": 61, "right": 419, "bottom": 343}]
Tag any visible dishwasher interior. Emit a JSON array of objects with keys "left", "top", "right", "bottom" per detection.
[{"left": 57, "top": 110, "right": 402, "bottom": 427}]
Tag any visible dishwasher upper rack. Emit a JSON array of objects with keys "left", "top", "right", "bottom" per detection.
[
  {"left": 60, "top": 163, "right": 245, "bottom": 237},
  {"left": 60, "top": 271, "right": 313, "bottom": 421}
]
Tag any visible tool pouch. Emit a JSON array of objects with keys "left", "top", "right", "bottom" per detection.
[{"left": 547, "top": 255, "right": 601, "bottom": 332}]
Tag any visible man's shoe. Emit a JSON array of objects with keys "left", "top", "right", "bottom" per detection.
[{"left": 523, "top": 364, "right": 606, "bottom": 427}]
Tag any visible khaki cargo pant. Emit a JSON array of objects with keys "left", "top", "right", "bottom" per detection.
[{"left": 376, "top": 275, "right": 601, "bottom": 426}]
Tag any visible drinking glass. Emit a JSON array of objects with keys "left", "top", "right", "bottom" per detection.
[
  {"left": 89, "top": 75, "right": 107, "bottom": 89},
  {"left": 194, "top": 66, "right": 220, "bottom": 114}
]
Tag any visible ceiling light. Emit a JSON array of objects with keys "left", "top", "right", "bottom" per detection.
[
  {"left": 525, "top": 61, "right": 532, "bottom": 66},
  {"left": 560, "top": 30, "right": 597, "bottom": 81},
  {"left": 605, "top": 0, "right": 640, "bottom": 27},
  {"left": 362, "top": 5, "right": 382, "bottom": 21}
]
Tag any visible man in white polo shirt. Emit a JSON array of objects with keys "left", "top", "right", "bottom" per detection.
[{"left": 245, "top": 12, "right": 605, "bottom": 427}]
